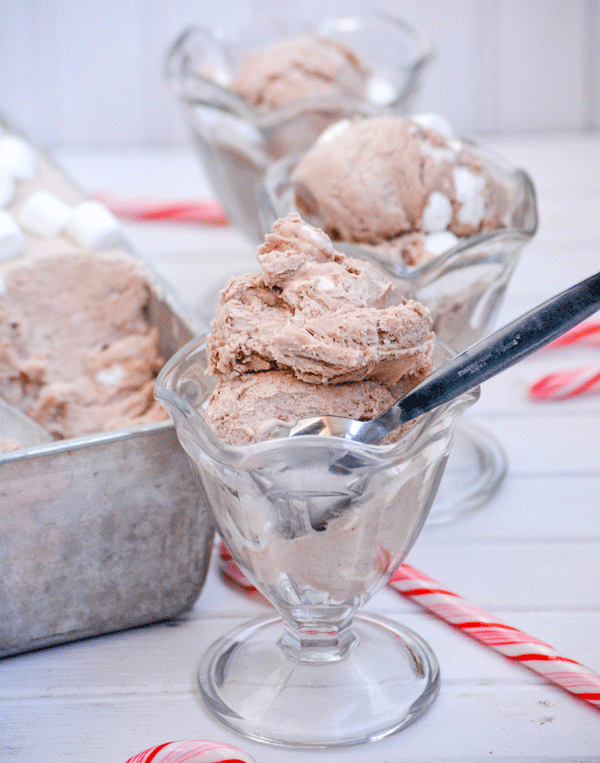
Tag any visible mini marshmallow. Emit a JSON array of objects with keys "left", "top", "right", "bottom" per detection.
[
  {"left": 0, "top": 210, "right": 25, "bottom": 260},
  {"left": 18, "top": 190, "right": 73, "bottom": 237},
  {"left": 316, "top": 118, "right": 351, "bottom": 145},
  {"left": 422, "top": 191, "right": 453, "bottom": 233},
  {"left": 425, "top": 230, "right": 460, "bottom": 256},
  {"left": 314, "top": 275, "right": 336, "bottom": 292},
  {"left": 206, "top": 64, "right": 231, "bottom": 88},
  {"left": 298, "top": 221, "right": 333, "bottom": 253},
  {"left": 0, "top": 168, "right": 15, "bottom": 206},
  {"left": 421, "top": 140, "right": 456, "bottom": 164},
  {"left": 452, "top": 166, "right": 485, "bottom": 228},
  {"left": 95, "top": 363, "right": 126, "bottom": 387},
  {"left": 367, "top": 74, "right": 396, "bottom": 105},
  {"left": 64, "top": 200, "right": 124, "bottom": 249},
  {"left": 0, "top": 135, "right": 37, "bottom": 180},
  {"left": 412, "top": 112, "right": 454, "bottom": 138}
]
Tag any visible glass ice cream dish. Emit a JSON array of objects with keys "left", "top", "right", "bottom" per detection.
[
  {"left": 155, "top": 334, "right": 478, "bottom": 748},
  {"left": 258, "top": 119, "right": 538, "bottom": 522},
  {"left": 165, "top": 9, "right": 433, "bottom": 242}
]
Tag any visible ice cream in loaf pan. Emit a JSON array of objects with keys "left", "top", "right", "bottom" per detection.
[
  {"left": 205, "top": 213, "right": 434, "bottom": 445},
  {"left": 0, "top": 122, "right": 213, "bottom": 659},
  {"left": 0, "top": 249, "right": 167, "bottom": 441},
  {"left": 0, "top": 127, "right": 170, "bottom": 447}
]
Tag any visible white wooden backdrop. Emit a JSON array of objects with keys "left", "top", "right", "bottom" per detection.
[{"left": 1, "top": 0, "right": 599, "bottom": 151}]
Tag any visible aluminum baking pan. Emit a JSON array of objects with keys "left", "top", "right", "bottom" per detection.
[{"left": 0, "top": 118, "right": 214, "bottom": 657}]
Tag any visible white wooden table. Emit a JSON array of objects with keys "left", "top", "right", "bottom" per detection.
[{"left": 2, "top": 132, "right": 600, "bottom": 762}]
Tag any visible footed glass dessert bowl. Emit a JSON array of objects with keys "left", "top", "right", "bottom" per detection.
[
  {"left": 166, "top": 10, "right": 433, "bottom": 242},
  {"left": 155, "top": 335, "right": 478, "bottom": 748},
  {"left": 257, "top": 139, "right": 538, "bottom": 523}
]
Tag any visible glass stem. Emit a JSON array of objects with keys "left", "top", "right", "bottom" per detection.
[{"left": 278, "top": 616, "right": 357, "bottom": 664}]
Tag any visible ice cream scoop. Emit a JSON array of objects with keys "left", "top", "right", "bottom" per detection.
[{"left": 289, "top": 270, "right": 600, "bottom": 443}]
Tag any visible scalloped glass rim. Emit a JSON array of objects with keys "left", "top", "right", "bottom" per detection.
[
  {"left": 154, "top": 333, "right": 479, "bottom": 465},
  {"left": 165, "top": 10, "right": 435, "bottom": 126},
  {"left": 258, "top": 138, "right": 539, "bottom": 283}
]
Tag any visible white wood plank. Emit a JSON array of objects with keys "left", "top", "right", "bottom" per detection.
[
  {"left": 471, "top": 408, "right": 600, "bottom": 477},
  {"left": 2, "top": 681, "right": 598, "bottom": 763},
  {"left": 0, "top": 1, "right": 38, "bottom": 138},
  {"left": 589, "top": 0, "right": 600, "bottom": 129},
  {"left": 51, "top": 1, "right": 147, "bottom": 146},
  {"left": 494, "top": 0, "right": 588, "bottom": 132},
  {"left": 423, "top": 474, "right": 600, "bottom": 541},
  {"left": 468, "top": 415, "right": 600, "bottom": 475},
  {"left": 484, "top": 133, "right": 600, "bottom": 199},
  {"left": 407, "top": 541, "right": 600, "bottom": 611}
]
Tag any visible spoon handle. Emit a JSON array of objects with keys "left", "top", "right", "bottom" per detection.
[{"left": 381, "top": 270, "right": 600, "bottom": 430}]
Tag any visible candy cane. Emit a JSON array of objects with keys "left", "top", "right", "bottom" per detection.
[
  {"left": 92, "top": 193, "right": 229, "bottom": 226},
  {"left": 529, "top": 365, "right": 600, "bottom": 401},
  {"left": 541, "top": 321, "right": 600, "bottom": 350},
  {"left": 389, "top": 564, "right": 600, "bottom": 712},
  {"left": 528, "top": 321, "right": 600, "bottom": 400},
  {"left": 124, "top": 739, "right": 254, "bottom": 763},
  {"left": 219, "top": 544, "right": 600, "bottom": 712},
  {"left": 219, "top": 543, "right": 256, "bottom": 592}
]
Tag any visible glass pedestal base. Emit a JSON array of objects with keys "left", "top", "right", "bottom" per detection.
[
  {"left": 199, "top": 612, "right": 439, "bottom": 749},
  {"left": 428, "top": 418, "right": 508, "bottom": 525}
]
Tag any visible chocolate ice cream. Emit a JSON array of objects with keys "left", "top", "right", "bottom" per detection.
[
  {"left": 291, "top": 115, "right": 511, "bottom": 266},
  {"left": 230, "top": 34, "right": 372, "bottom": 111},
  {"left": 0, "top": 248, "right": 167, "bottom": 441},
  {"left": 0, "top": 128, "right": 169, "bottom": 446},
  {"left": 205, "top": 213, "right": 434, "bottom": 445}
]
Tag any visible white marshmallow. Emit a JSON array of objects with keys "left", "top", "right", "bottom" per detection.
[
  {"left": 0, "top": 135, "right": 37, "bottom": 180},
  {"left": 0, "top": 168, "right": 15, "bottom": 206},
  {"left": 314, "top": 276, "right": 336, "bottom": 293},
  {"left": 453, "top": 166, "right": 485, "bottom": 228},
  {"left": 206, "top": 64, "right": 231, "bottom": 88},
  {"left": 316, "top": 118, "right": 351, "bottom": 145},
  {"left": 298, "top": 222, "right": 333, "bottom": 253},
  {"left": 421, "top": 140, "right": 456, "bottom": 164},
  {"left": 95, "top": 363, "right": 126, "bottom": 387},
  {"left": 367, "top": 74, "right": 396, "bottom": 105},
  {"left": 412, "top": 112, "right": 454, "bottom": 138},
  {"left": 0, "top": 210, "right": 25, "bottom": 260},
  {"left": 422, "top": 191, "right": 453, "bottom": 233},
  {"left": 64, "top": 201, "right": 124, "bottom": 249},
  {"left": 424, "top": 230, "right": 459, "bottom": 256},
  {"left": 448, "top": 137, "right": 463, "bottom": 153},
  {"left": 0, "top": 276, "right": 5, "bottom": 296},
  {"left": 18, "top": 190, "right": 73, "bottom": 237}
]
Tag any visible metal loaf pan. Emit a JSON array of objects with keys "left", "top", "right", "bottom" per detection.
[{"left": 0, "top": 121, "right": 214, "bottom": 658}]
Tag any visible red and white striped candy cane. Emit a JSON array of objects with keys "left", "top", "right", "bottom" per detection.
[
  {"left": 390, "top": 564, "right": 600, "bottom": 712},
  {"left": 528, "top": 321, "right": 600, "bottom": 401},
  {"left": 219, "top": 543, "right": 256, "bottom": 592},
  {"left": 92, "top": 193, "right": 229, "bottom": 226},
  {"left": 529, "top": 365, "right": 600, "bottom": 401},
  {"left": 124, "top": 739, "right": 254, "bottom": 763},
  {"left": 540, "top": 320, "right": 600, "bottom": 350}
]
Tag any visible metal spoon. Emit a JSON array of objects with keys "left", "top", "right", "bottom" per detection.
[
  {"left": 288, "top": 270, "right": 600, "bottom": 444},
  {"left": 0, "top": 397, "right": 53, "bottom": 449}
]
